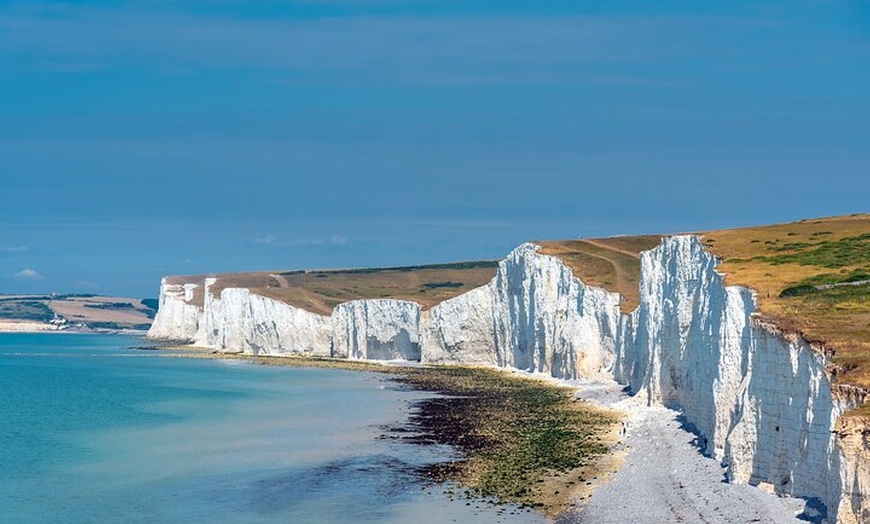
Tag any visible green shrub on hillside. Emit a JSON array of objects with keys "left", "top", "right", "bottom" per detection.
[{"left": 764, "top": 234, "right": 870, "bottom": 268}]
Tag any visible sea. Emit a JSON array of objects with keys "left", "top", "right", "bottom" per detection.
[{"left": 0, "top": 333, "right": 545, "bottom": 524}]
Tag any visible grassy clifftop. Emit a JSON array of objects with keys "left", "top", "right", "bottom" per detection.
[
  {"left": 703, "top": 213, "right": 870, "bottom": 389},
  {"left": 537, "top": 213, "right": 870, "bottom": 390},
  {"left": 186, "top": 261, "right": 500, "bottom": 316},
  {"left": 536, "top": 236, "right": 663, "bottom": 313}
]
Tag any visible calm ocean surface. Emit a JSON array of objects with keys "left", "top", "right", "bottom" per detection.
[{"left": 0, "top": 333, "right": 544, "bottom": 524}]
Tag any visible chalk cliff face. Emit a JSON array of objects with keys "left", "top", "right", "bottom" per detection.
[
  {"left": 421, "top": 284, "right": 498, "bottom": 365},
  {"left": 147, "top": 278, "right": 201, "bottom": 341},
  {"left": 492, "top": 243, "right": 622, "bottom": 378},
  {"left": 837, "top": 417, "right": 870, "bottom": 524},
  {"left": 613, "top": 237, "right": 855, "bottom": 519},
  {"left": 198, "top": 279, "right": 332, "bottom": 356},
  {"left": 332, "top": 300, "right": 421, "bottom": 360},
  {"left": 147, "top": 237, "right": 868, "bottom": 522}
]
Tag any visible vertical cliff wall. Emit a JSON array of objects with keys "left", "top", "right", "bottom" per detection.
[
  {"left": 612, "top": 237, "right": 856, "bottom": 519},
  {"left": 147, "top": 278, "right": 201, "bottom": 341},
  {"left": 492, "top": 243, "right": 622, "bottom": 378},
  {"left": 837, "top": 416, "right": 870, "bottom": 524},
  {"left": 421, "top": 284, "right": 499, "bottom": 365},
  {"left": 197, "top": 279, "right": 332, "bottom": 356},
  {"left": 332, "top": 300, "right": 421, "bottom": 360},
  {"left": 146, "top": 237, "right": 868, "bottom": 522}
]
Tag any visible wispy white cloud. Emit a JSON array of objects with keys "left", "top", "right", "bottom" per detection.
[
  {"left": 254, "top": 235, "right": 278, "bottom": 245},
  {"left": 392, "top": 218, "right": 593, "bottom": 230},
  {"left": 253, "top": 234, "right": 349, "bottom": 247},
  {"left": 14, "top": 268, "right": 43, "bottom": 280},
  {"left": 0, "top": 245, "right": 28, "bottom": 254}
]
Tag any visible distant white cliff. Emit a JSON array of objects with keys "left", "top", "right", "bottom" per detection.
[
  {"left": 199, "top": 280, "right": 332, "bottom": 356},
  {"left": 332, "top": 299, "right": 421, "bottom": 360},
  {"left": 147, "top": 279, "right": 201, "bottom": 340},
  {"left": 147, "top": 236, "right": 868, "bottom": 523}
]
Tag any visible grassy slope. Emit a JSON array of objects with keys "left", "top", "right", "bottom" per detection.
[
  {"left": 195, "top": 261, "right": 499, "bottom": 316},
  {"left": 0, "top": 295, "right": 155, "bottom": 329},
  {"left": 536, "top": 236, "right": 663, "bottom": 313},
  {"left": 169, "top": 237, "right": 661, "bottom": 317},
  {"left": 702, "top": 213, "right": 870, "bottom": 391},
  {"left": 537, "top": 214, "right": 870, "bottom": 394}
]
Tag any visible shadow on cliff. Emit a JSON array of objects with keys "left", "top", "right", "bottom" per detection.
[{"left": 674, "top": 414, "right": 826, "bottom": 523}]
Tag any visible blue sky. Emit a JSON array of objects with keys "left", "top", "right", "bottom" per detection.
[{"left": 1, "top": 0, "right": 868, "bottom": 298}]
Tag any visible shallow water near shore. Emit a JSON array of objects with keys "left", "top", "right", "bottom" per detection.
[{"left": 0, "top": 333, "right": 544, "bottom": 524}]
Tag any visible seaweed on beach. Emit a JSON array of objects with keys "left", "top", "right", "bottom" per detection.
[
  {"left": 166, "top": 352, "right": 620, "bottom": 515},
  {"left": 389, "top": 366, "right": 618, "bottom": 512}
]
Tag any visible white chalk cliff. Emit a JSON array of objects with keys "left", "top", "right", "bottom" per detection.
[
  {"left": 332, "top": 299, "right": 421, "bottom": 360},
  {"left": 147, "top": 278, "right": 201, "bottom": 340},
  {"left": 198, "top": 279, "right": 332, "bottom": 356},
  {"left": 147, "top": 236, "right": 869, "bottom": 522}
]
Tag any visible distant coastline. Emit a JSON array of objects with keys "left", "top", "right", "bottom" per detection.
[
  {"left": 0, "top": 321, "right": 63, "bottom": 333},
  {"left": 0, "top": 321, "right": 148, "bottom": 335},
  {"left": 0, "top": 294, "right": 155, "bottom": 334}
]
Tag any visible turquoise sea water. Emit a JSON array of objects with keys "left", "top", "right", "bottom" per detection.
[{"left": 0, "top": 333, "right": 544, "bottom": 524}]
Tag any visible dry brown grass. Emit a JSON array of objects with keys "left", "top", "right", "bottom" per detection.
[
  {"left": 537, "top": 236, "right": 663, "bottom": 313},
  {"left": 164, "top": 275, "right": 208, "bottom": 307},
  {"left": 538, "top": 215, "right": 870, "bottom": 395},
  {"left": 701, "top": 213, "right": 870, "bottom": 389},
  {"left": 188, "top": 262, "right": 499, "bottom": 316},
  {"left": 0, "top": 294, "right": 154, "bottom": 329},
  {"left": 538, "top": 217, "right": 870, "bottom": 391},
  {"left": 48, "top": 296, "right": 152, "bottom": 326}
]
